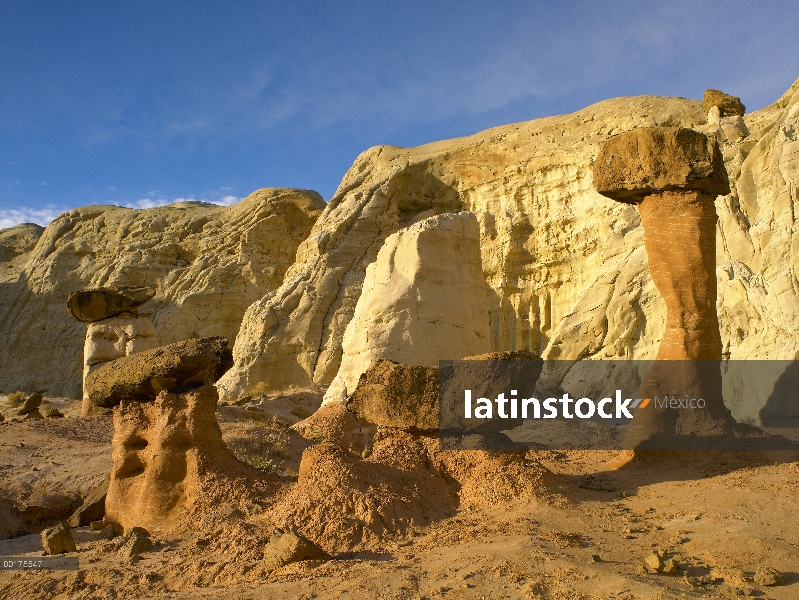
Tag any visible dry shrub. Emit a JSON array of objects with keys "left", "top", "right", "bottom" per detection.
[
  {"left": 5, "top": 392, "right": 24, "bottom": 407},
  {"left": 221, "top": 419, "right": 289, "bottom": 474},
  {"left": 247, "top": 381, "right": 272, "bottom": 397},
  {"left": 40, "top": 403, "right": 63, "bottom": 418}
]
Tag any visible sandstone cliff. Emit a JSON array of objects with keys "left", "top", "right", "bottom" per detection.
[
  {"left": 0, "top": 223, "right": 44, "bottom": 284},
  {"left": 0, "top": 189, "right": 324, "bottom": 397},
  {"left": 219, "top": 79, "right": 799, "bottom": 400},
  {"left": 715, "top": 78, "right": 799, "bottom": 362}
]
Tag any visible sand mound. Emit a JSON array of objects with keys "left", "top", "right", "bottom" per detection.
[
  {"left": 268, "top": 430, "right": 458, "bottom": 552},
  {"left": 268, "top": 428, "right": 563, "bottom": 553},
  {"left": 434, "top": 449, "right": 563, "bottom": 509},
  {"left": 291, "top": 403, "right": 376, "bottom": 455}
]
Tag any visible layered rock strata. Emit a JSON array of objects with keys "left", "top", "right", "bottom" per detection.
[
  {"left": 322, "top": 212, "right": 490, "bottom": 406},
  {"left": 216, "top": 92, "right": 741, "bottom": 399},
  {"left": 0, "top": 188, "right": 324, "bottom": 397},
  {"left": 222, "top": 81, "right": 799, "bottom": 426},
  {"left": 0, "top": 223, "right": 43, "bottom": 283}
]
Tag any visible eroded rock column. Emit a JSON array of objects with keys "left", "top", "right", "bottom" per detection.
[
  {"left": 594, "top": 127, "right": 740, "bottom": 447},
  {"left": 91, "top": 336, "right": 265, "bottom": 534},
  {"left": 106, "top": 385, "right": 242, "bottom": 533},
  {"left": 67, "top": 287, "right": 159, "bottom": 417},
  {"left": 594, "top": 127, "right": 730, "bottom": 361}
]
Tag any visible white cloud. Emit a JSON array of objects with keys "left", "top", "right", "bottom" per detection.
[
  {"left": 0, "top": 195, "right": 243, "bottom": 230},
  {"left": 0, "top": 207, "right": 65, "bottom": 229},
  {"left": 123, "top": 195, "right": 241, "bottom": 210},
  {"left": 123, "top": 198, "right": 178, "bottom": 209}
]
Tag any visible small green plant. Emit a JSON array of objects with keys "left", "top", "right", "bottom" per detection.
[
  {"left": 221, "top": 419, "right": 290, "bottom": 474},
  {"left": 246, "top": 456, "right": 275, "bottom": 473},
  {"left": 5, "top": 392, "right": 24, "bottom": 407}
]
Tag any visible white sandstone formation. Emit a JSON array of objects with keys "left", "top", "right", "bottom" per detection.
[
  {"left": 218, "top": 94, "right": 708, "bottom": 398},
  {"left": 0, "top": 188, "right": 324, "bottom": 397},
  {"left": 81, "top": 314, "right": 159, "bottom": 416},
  {"left": 323, "top": 212, "right": 490, "bottom": 405},
  {"left": 220, "top": 78, "right": 799, "bottom": 406}
]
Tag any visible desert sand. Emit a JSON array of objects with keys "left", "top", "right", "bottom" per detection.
[{"left": 1, "top": 392, "right": 798, "bottom": 599}]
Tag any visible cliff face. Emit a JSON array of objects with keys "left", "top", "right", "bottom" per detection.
[
  {"left": 0, "top": 223, "right": 45, "bottom": 283},
  {"left": 716, "top": 79, "right": 799, "bottom": 361},
  {"left": 4, "top": 79, "right": 797, "bottom": 401},
  {"left": 0, "top": 189, "right": 324, "bottom": 397},
  {"left": 219, "top": 79, "right": 799, "bottom": 399},
  {"left": 218, "top": 95, "right": 703, "bottom": 397}
]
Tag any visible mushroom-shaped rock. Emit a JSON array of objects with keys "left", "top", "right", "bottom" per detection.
[
  {"left": 593, "top": 127, "right": 729, "bottom": 361},
  {"left": 594, "top": 127, "right": 749, "bottom": 452},
  {"left": 703, "top": 89, "right": 745, "bottom": 117},
  {"left": 85, "top": 336, "right": 232, "bottom": 408},
  {"left": 593, "top": 127, "right": 730, "bottom": 203},
  {"left": 67, "top": 287, "right": 155, "bottom": 323}
]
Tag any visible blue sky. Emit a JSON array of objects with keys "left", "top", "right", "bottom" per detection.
[{"left": 1, "top": 1, "right": 797, "bottom": 229}]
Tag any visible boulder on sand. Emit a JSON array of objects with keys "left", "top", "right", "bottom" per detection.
[
  {"left": 68, "top": 476, "right": 109, "bottom": 527},
  {"left": 17, "top": 392, "right": 43, "bottom": 416},
  {"left": 40, "top": 521, "right": 76, "bottom": 555}
]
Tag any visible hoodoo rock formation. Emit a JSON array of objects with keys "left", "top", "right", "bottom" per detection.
[
  {"left": 80, "top": 315, "right": 159, "bottom": 415},
  {"left": 594, "top": 126, "right": 729, "bottom": 361},
  {"left": 106, "top": 385, "right": 265, "bottom": 534},
  {"left": 346, "top": 359, "right": 440, "bottom": 431},
  {"left": 594, "top": 126, "right": 749, "bottom": 447},
  {"left": 91, "top": 336, "right": 268, "bottom": 534},
  {"left": 322, "top": 211, "right": 490, "bottom": 406},
  {"left": 0, "top": 188, "right": 324, "bottom": 397},
  {"left": 69, "top": 287, "right": 160, "bottom": 416}
]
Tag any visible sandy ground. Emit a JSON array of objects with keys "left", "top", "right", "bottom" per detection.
[{"left": 1, "top": 392, "right": 798, "bottom": 600}]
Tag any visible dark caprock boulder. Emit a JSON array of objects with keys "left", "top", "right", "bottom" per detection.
[
  {"left": 66, "top": 287, "right": 155, "bottom": 323},
  {"left": 703, "top": 88, "right": 745, "bottom": 116},
  {"left": 593, "top": 126, "right": 730, "bottom": 203},
  {"left": 347, "top": 360, "right": 440, "bottom": 431},
  {"left": 17, "top": 391, "right": 43, "bottom": 415},
  {"left": 85, "top": 336, "right": 232, "bottom": 408}
]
